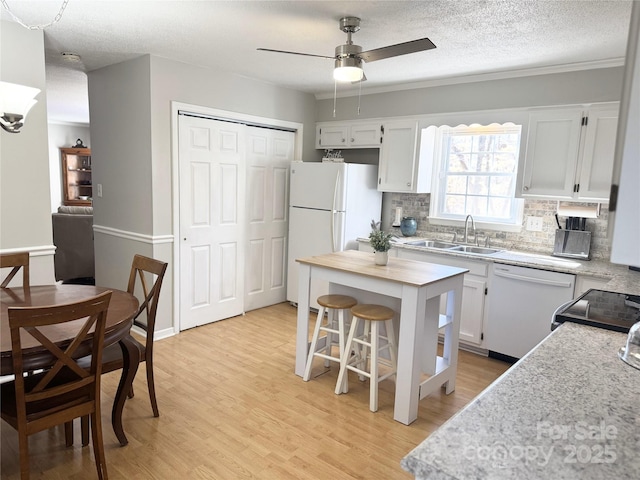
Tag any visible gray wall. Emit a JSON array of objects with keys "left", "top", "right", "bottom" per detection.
[
  {"left": 0, "top": 21, "right": 55, "bottom": 284},
  {"left": 317, "top": 67, "right": 624, "bottom": 121},
  {"left": 88, "top": 54, "right": 317, "bottom": 335}
]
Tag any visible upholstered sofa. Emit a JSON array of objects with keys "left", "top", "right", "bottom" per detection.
[{"left": 52, "top": 206, "right": 95, "bottom": 283}]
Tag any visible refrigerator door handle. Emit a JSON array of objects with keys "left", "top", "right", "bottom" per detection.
[{"left": 331, "top": 169, "right": 341, "bottom": 252}]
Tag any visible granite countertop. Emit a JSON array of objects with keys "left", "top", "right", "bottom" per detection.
[
  {"left": 401, "top": 322, "right": 640, "bottom": 480},
  {"left": 358, "top": 238, "right": 639, "bottom": 296}
]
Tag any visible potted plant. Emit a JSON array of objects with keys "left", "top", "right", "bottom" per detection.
[{"left": 369, "top": 220, "right": 393, "bottom": 265}]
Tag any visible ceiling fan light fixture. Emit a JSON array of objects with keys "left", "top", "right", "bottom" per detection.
[{"left": 333, "top": 57, "right": 363, "bottom": 82}]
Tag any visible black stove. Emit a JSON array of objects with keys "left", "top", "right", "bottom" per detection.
[{"left": 552, "top": 289, "right": 640, "bottom": 333}]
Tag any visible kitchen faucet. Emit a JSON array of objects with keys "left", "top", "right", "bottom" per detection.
[{"left": 464, "top": 215, "right": 476, "bottom": 245}]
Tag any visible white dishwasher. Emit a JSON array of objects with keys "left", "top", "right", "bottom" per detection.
[{"left": 486, "top": 264, "right": 575, "bottom": 360}]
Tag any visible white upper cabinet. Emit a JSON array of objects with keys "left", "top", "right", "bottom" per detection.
[
  {"left": 576, "top": 105, "right": 619, "bottom": 201},
  {"left": 520, "top": 103, "right": 619, "bottom": 202},
  {"left": 377, "top": 119, "right": 432, "bottom": 193},
  {"left": 316, "top": 124, "right": 348, "bottom": 148},
  {"left": 316, "top": 122, "right": 382, "bottom": 149}
]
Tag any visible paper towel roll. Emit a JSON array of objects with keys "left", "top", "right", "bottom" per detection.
[
  {"left": 392, "top": 207, "right": 402, "bottom": 226},
  {"left": 556, "top": 203, "right": 600, "bottom": 218}
]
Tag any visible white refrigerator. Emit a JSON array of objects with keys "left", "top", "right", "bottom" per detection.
[{"left": 287, "top": 161, "right": 382, "bottom": 307}]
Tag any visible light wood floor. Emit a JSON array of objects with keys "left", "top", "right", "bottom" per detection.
[{"left": 1, "top": 302, "right": 510, "bottom": 479}]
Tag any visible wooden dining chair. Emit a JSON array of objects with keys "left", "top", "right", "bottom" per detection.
[
  {"left": 0, "top": 291, "right": 112, "bottom": 480},
  {"left": 1, "top": 251, "right": 30, "bottom": 288},
  {"left": 77, "top": 254, "right": 167, "bottom": 445}
]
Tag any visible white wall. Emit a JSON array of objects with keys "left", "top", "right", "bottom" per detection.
[
  {"left": 87, "top": 54, "right": 317, "bottom": 335},
  {"left": 0, "top": 21, "right": 55, "bottom": 284},
  {"left": 47, "top": 123, "right": 91, "bottom": 212}
]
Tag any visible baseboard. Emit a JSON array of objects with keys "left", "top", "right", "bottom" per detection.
[{"left": 488, "top": 350, "right": 519, "bottom": 364}]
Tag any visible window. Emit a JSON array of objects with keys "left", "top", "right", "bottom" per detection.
[{"left": 429, "top": 123, "right": 524, "bottom": 228}]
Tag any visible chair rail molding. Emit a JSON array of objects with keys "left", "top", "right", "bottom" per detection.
[
  {"left": 0, "top": 245, "right": 56, "bottom": 256},
  {"left": 93, "top": 225, "right": 174, "bottom": 245}
]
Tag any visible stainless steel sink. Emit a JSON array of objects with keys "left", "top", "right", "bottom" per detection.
[
  {"left": 450, "top": 245, "right": 503, "bottom": 255},
  {"left": 405, "top": 239, "right": 503, "bottom": 256},
  {"left": 406, "top": 240, "right": 459, "bottom": 249}
]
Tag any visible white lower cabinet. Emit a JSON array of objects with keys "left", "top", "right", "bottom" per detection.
[{"left": 395, "top": 248, "right": 488, "bottom": 348}]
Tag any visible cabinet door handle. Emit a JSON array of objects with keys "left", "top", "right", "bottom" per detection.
[{"left": 493, "top": 270, "right": 573, "bottom": 288}]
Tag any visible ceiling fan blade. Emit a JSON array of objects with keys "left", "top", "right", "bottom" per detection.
[
  {"left": 359, "top": 38, "right": 436, "bottom": 63},
  {"left": 257, "top": 48, "right": 334, "bottom": 60}
]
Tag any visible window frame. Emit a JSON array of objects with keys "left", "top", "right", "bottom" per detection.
[{"left": 428, "top": 123, "right": 525, "bottom": 232}]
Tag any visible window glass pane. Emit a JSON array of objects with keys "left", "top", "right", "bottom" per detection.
[
  {"left": 468, "top": 175, "right": 489, "bottom": 195},
  {"left": 489, "top": 197, "right": 512, "bottom": 219},
  {"left": 444, "top": 194, "right": 465, "bottom": 214},
  {"left": 489, "top": 176, "right": 514, "bottom": 196},
  {"left": 446, "top": 176, "right": 467, "bottom": 194},
  {"left": 448, "top": 152, "right": 471, "bottom": 172},
  {"left": 493, "top": 152, "right": 517, "bottom": 173},
  {"left": 450, "top": 135, "right": 472, "bottom": 154},
  {"left": 467, "top": 196, "right": 488, "bottom": 216}
]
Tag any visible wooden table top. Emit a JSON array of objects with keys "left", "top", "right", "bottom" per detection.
[
  {"left": 296, "top": 250, "right": 468, "bottom": 286},
  {"left": 1, "top": 284, "right": 139, "bottom": 375}
]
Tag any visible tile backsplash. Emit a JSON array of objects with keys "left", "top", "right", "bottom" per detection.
[{"left": 385, "top": 194, "right": 611, "bottom": 260}]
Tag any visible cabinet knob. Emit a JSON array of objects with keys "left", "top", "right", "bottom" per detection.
[
  {"left": 342, "top": 138, "right": 345, "bottom": 143},
  {"left": 407, "top": 182, "right": 411, "bottom": 187},
  {"left": 351, "top": 138, "right": 354, "bottom": 143},
  {"left": 523, "top": 186, "right": 529, "bottom": 191}
]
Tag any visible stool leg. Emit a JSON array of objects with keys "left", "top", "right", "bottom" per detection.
[
  {"left": 385, "top": 319, "right": 398, "bottom": 374},
  {"left": 358, "top": 320, "right": 370, "bottom": 382},
  {"left": 370, "top": 321, "right": 380, "bottom": 412},
  {"left": 335, "top": 316, "right": 359, "bottom": 395},
  {"left": 337, "top": 309, "right": 346, "bottom": 363},
  {"left": 303, "top": 306, "right": 327, "bottom": 381},
  {"left": 323, "top": 309, "right": 335, "bottom": 367}
]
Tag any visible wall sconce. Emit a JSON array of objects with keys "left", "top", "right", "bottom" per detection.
[{"left": 0, "top": 81, "right": 41, "bottom": 133}]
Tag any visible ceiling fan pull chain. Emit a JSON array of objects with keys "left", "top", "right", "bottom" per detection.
[
  {"left": 357, "top": 79, "right": 362, "bottom": 116},
  {"left": 1, "top": 0, "right": 69, "bottom": 30},
  {"left": 333, "top": 80, "right": 337, "bottom": 118}
]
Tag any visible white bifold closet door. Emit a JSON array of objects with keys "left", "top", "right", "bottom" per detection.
[{"left": 178, "top": 114, "right": 293, "bottom": 330}]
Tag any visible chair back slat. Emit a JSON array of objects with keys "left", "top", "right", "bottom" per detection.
[
  {"left": 8, "top": 291, "right": 112, "bottom": 410},
  {"left": 1, "top": 251, "right": 30, "bottom": 288},
  {"left": 127, "top": 255, "right": 167, "bottom": 346}
]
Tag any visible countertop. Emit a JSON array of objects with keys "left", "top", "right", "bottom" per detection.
[
  {"left": 401, "top": 322, "right": 640, "bottom": 479},
  {"left": 296, "top": 249, "right": 467, "bottom": 286},
  {"left": 358, "top": 238, "right": 639, "bottom": 296}
]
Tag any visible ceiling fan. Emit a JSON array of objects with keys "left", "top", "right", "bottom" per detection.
[{"left": 258, "top": 16, "right": 436, "bottom": 83}]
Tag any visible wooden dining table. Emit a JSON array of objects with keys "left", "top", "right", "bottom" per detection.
[{"left": 1, "top": 284, "right": 140, "bottom": 446}]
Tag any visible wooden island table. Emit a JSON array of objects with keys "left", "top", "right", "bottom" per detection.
[{"left": 295, "top": 250, "right": 467, "bottom": 425}]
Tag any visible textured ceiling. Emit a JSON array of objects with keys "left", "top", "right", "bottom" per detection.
[{"left": 1, "top": 0, "right": 634, "bottom": 124}]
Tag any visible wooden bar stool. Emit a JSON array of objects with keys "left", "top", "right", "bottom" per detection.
[
  {"left": 303, "top": 294, "right": 358, "bottom": 381},
  {"left": 335, "top": 304, "right": 397, "bottom": 412}
]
